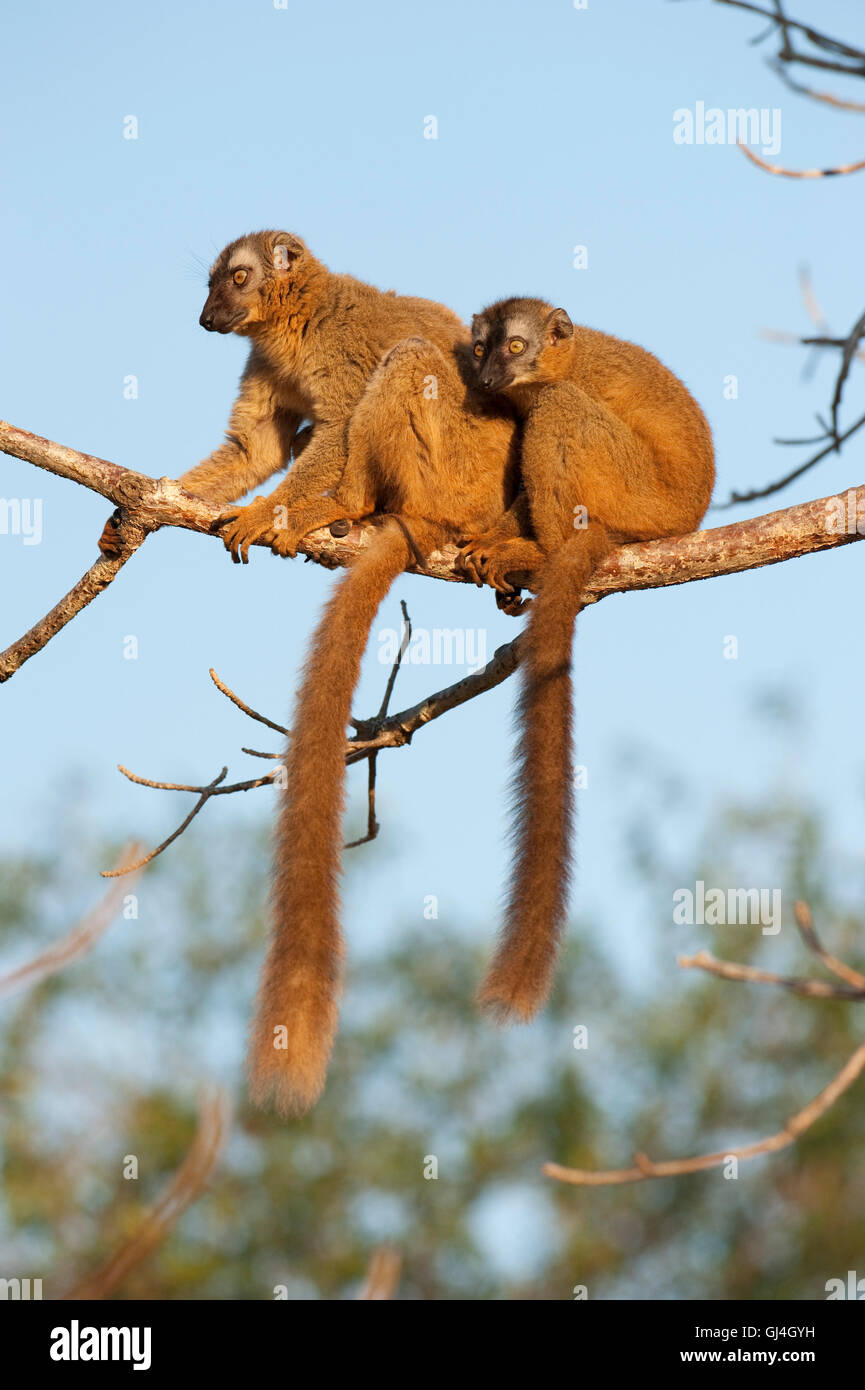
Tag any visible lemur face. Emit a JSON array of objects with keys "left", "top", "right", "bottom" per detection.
[
  {"left": 199, "top": 231, "right": 306, "bottom": 335},
  {"left": 469, "top": 298, "right": 574, "bottom": 394}
]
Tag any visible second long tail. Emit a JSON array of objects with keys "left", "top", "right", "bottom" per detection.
[{"left": 477, "top": 520, "right": 613, "bottom": 1022}]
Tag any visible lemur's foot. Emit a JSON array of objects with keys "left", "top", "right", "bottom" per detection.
[
  {"left": 457, "top": 536, "right": 541, "bottom": 603},
  {"left": 97, "top": 508, "right": 124, "bottom": 557},
  {"left": 495, "top": 589, "right": 532, "bottom": 617},
  {"left": 217, "top": 496, "right": 283, "bottom": 563}
]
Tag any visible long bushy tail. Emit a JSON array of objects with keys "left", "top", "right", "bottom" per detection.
[
  {"left": 477, "top": 521, "right": 613, "bottom": 1023},
  {"left": 247, "top": 519, "right": 412, "bottom": 1116}
]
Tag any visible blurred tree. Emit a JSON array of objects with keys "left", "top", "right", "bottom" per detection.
[{"left": 1, "top": 714, "right": 864, "bottom": 1301}]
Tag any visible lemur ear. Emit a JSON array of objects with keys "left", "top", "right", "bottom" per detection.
[
  {"left": 271, "top": 233, "right": 306, "bottom": 272},
  {"left": 545, "top": 307, "right": 574, "bottom": 342},
  {"left": 470, "top": 314, "right": 485, "bottom": 339}
]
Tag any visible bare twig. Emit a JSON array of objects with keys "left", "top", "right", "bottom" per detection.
[
  {"left": 546, "top": 900, "right": 865, "bottom": 1186},
  {"left": 544, "top": 1036, "right": 865, "bottom": 1187},
  {"left": 345, "top": 600, "right": 412, "bottom": 849},
  {"left": 100, "top": 767, "right": 276, "bottom": 876},
  {"left": 794, "top": 900, "right": 865, "bottom": 988},
  {"left": 713, "top": 1, "right": 865, "bottom": 81},
  {"left": 738, "top": 141, "right": 865, "bottom": 179},
  {"left": 344, "top": 753, "right": 381, "bottom": 850},
  {"left": 678, "top": 949, "right": 865, "bottom": 1000},
  {"left": 0, "top": 844, "right": 143, "bottom": 996},
  {"left": 0, "top": 537, "right": 147, "bottom": 684},
  {"left": 64, "top": 1085, "right": 231, "bottom": 1300},
  {"left": 771, "top": 62, "right": 865, "bottom": 113},
  {"left": 357, "top": 1246, "right": 402, "bottom": 1300},
  {"left": 209, "top": 668, "right": 289, "bottom": 736}
]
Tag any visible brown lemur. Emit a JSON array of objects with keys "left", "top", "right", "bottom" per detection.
[
  {"left": 463, "top": 297, "right": 715, "bottom": 1024},
  {"left": 99, "top": 229, "right": 539, "bottom": 1116}
]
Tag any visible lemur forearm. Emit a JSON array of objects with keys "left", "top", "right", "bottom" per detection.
[{"left": 178, "top": 358, "right": 304, "bottom": 505}]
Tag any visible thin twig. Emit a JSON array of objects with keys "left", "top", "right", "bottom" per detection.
[
  {"left": 209, "top": 668, "right": 289, "bottom": 735},
  {"left": 357, "top": 1246, "right": 402, "bottom": 1300},
  {"left": 738, "top": 140, "right": 865, "bottom": 179},
  {"left": 713, "top": 1, "right": 865, "bottom": 79},
  {"left": 716, "top": 412, "right": 865, "bottom": 506},
  {"left": 547, "top": 899, "right": 865, "bottom": 1187},
  {"left": 345, "top": 602, "right": 413, "bottom": 848},
  {"left": 64, "top": 1085, "right": 231, "bottom": 1300},
  {"left": 100, "top": 767, "right": 276, "bottom": 876},
  {"left": 544, "top": 1035, "right": 865, "bottom": 1187},
  {"left": 794, "top": 900, "right": 865, "bottom": 988},
  {"left": 375, "top": 599, "right": 413, "bottom": 721},
  {"left": 771, "top": 62, "right": 865, "bottom": 113},
  {"left": 678, "top": 949, "right": 865, "bottom": 1000},
  {"left": 0, "top": 844, "right": 144, "bottom": 996},
  {"left": 0, "top": 538, "right": 147, "bottom": 683}
]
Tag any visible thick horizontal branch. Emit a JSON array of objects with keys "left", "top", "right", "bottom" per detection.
[{"left": 2, "top": 420, "right": 864, "bottom": 684}]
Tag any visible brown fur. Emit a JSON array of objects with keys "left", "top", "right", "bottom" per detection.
[
  {"left": 250, "top": 335, "right": 526, "bottom": 1114},
  {"left": 100, "top": 237, "right": 714, "bottom": 1113},
  {"left": 108, "top": 232, "right": 525, "bottom": 1114},
  {"left": 466, "top": 298, "right": 715, "bottom": 1021}
]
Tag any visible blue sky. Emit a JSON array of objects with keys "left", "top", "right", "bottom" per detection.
[{"left": 1, "top": 0, "right": 864, "bottom": 968}]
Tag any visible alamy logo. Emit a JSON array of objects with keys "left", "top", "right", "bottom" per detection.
[
  {"left": 826, "top": 1271, "right": 865, "bottom": 1300},
  {"left": 50, "top": 1320, "right": 152, "bottom": 1371},
  {"left": 0, "top": 1276, "right": 42, "bottom": 1299},
  {"left": 673, "top": 102, "right": 781, "bottom": 157},
  {"left": 377, "top": 626, "right": 487, "bottom": 674},
  {"left": 0, "top": 498, "right": 42, "bottom": 545},
  {"left": 673, "top": 881, "right": 782, "bottom": 935}
]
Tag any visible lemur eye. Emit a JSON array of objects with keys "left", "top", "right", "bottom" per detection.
[
  {"left": 508, "top": 338, "right": 526, "bottom": 355},
  {"left": 233, "top": 269, "right": 248, "bottom": 286},
  {"left": 473, "top": 343, "right": 484, "bottom": 359}
]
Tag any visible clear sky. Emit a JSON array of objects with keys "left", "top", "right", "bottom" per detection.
[{"left": 1, "top": 0, "right": 863, "bottom": 967}]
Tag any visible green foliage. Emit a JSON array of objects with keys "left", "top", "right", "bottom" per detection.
[{"left": 1, "top": 746, "right": 864, "bottom": 1300}]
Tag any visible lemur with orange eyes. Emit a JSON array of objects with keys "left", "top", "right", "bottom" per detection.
[
  {"left": 100, "top": 229, "right": 536, "bottom": 1115},
  {"left": 463, "top": 298, "right": 714, "bottom": 1021},
  {"left": 99, "top": 238, "right": 711, "bottom": 1114}
]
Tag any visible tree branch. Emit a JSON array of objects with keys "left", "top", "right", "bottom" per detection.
[
  {"left": 63, "top": 1085, "right": 231, "bottom": 1300},
  {"left": 545, "top": 901, "right": 865, "bottom": 1187},
  {"left": 0, "top": 844, "right": 144, "bottom": 995},
  {"left": 3, "top": 419, "right": 864, "bottom": 685},
  {"left": 543, "top": 1035, "right": 865, "bottom": 1184}
]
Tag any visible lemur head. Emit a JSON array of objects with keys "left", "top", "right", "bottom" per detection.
[
  {"left": 199, "top": 230, "right": 310, "bottom": 334},
  {"left": 470, "top": 297, "right": 574, "bottom": 394}
]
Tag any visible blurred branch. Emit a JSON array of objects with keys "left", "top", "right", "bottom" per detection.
[
  {"left": 357, "top": 1246, "right": 402, "bottom": 1300},
  {"left": 0, "top": 844, "right": 143, "bottom": 995},
  {"left": 63, "top": 1085, "right": 231, "bottom": 1300},
  {"left": 718, "top": 295, "right": 865, "bottom": 507},
  {"left": 545, "top": 900, "right": 865, "bottom": 1186},
  {"left": 713, "top": 1, "right": 865, "bottom": 81},
  {"left": 544, "top": 1036, "right": 865, "bottom": 1186}
]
